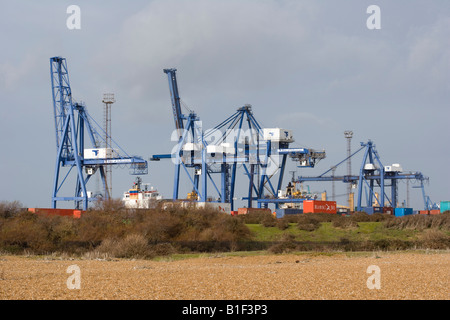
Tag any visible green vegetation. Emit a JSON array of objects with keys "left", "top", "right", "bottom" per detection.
[
  {"left": 0, "top": 201, "right": 449, "bottom": 259},
  {"left": 248, "top": 221, "right": 421, "bottom": 242}
]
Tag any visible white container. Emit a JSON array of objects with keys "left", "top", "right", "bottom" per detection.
[
  {"left": 207, "top": 144, "right": 236, "bottom": 155},
  {"left": 182, "top": 143, "right": 202, "bottom": 151},
  {"left": 364, "top": 163, "right": 377, "bottom": 171},
  {"left": 263, "top": 128, "right": 294, "bottom": 143},
  {"left": 385, "top": 164, "right": 402, "bottom": 172},
  {"left": 84, "top": 148, "right": 118, "bottom": 159},
  {"left": 207, "top": 145, "right": 224, "bottom": 154}
]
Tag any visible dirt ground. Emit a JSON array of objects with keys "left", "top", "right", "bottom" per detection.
[{"left": 0, "top": 251, "right": 448, "bottom": 300}]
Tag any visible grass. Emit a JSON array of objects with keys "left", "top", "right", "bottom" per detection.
[
  {"left": 247, "top": 221, "right": 425, "bottom": 242},
  {"left": 153, "top": 250, "right": 269, "bottom": 262}
]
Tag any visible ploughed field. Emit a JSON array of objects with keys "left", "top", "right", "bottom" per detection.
[{"left": 0, "top": 251, "right": 448, "bottom": 300}]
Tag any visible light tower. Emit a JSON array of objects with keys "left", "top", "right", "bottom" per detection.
[
  {"left": 102, "top": 93, "right": 115, "bottom": 198},
  {"left": 344, "top": 130, "right": 353, "bottom": 209},
  {"left": 331, "top": 166, "right": 337, "bottom": 201}
]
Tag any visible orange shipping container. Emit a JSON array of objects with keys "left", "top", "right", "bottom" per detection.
[
  {"left": 28, "top": 208, "right": 84, "bottom": 219},
  {"left": 419, "top": 210, "right": 440, "bottom": 215},
  {"left": 303, "top": 200, "right": 337, "bottom": 214}
]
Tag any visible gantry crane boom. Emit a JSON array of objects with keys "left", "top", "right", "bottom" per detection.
[{"left": 164, "top": 68, "right": 185, "bottom": 139}]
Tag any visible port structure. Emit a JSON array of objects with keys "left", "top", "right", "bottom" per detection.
[
  {"left": 151, "top": 68, "right": 326, "bottom": 210},
  {"left": 102, "top": 93, "right": 115, "bottom": 198},
  {"left": 50, "top": 57, "right": 148, "bottom": 210},
  {"left": 344, "top": 130, "right": 353, "bottom": 208},
  {"left": 296, "top": 140, "right": 433, "bottom": 211}
]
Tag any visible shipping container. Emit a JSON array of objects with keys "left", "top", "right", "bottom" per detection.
[
  {"left": 337, "top": 208, "right": 350, "bottom": 215},
  {"left": 237, "top": 208, "right": 272, "bottom": 215},
  {"left": 303, "top": 200, "right": 337, "bottom": 214},
  {"left": 419, "top": 210, "right": 430, "bottom": 215},
  {"left": 383, "top": 207, "right": 394, "bottom": 215},
  {"left": 28, "top": 208, "right": 83, "bottom": 218},
  {"left": 440, "top": 201, "right": 450, "bottom": 213},
  {"left": 430, "top": 209, "right": 440, "bottom": 215},
  {"left": 394, "top": 208, "right": 413, "bottom": 217},
  {"left": 361, "top": 206, "right": 383, "bottom": 215},
  {"left": 275, "top": 208, "right": 303, "bottom": 218}
]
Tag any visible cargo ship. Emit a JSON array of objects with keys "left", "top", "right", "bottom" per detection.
[
  {"left": 122, "top": 177, "right": 163, "bottom": 209},
  {"left": 275, "top": 181, "right": 317, "bottom": 217}
]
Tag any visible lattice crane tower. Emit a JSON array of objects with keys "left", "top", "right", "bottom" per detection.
[
  {"left": 102, "top": 93, "right": 115, "bottom": 198},
  {"left": 344, "top": 130, "right": 353, "bottom": 208}
]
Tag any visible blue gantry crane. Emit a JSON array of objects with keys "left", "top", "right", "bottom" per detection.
[
  {"left": 151, "top": 68, "right": 326, "bottom": 210},
  {"left": 296, "top": 140, "right": 431, "bottom": 211},
  {"left": 50, "top": 56, "right": 148, "bottom": 210}
]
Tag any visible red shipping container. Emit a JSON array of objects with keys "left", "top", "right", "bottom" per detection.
[
  {"left": 303, "top": 200, "right": 337, "bottom": 214},
  {"left": 383, "top": 207, "right": 394, "bottom": 215},
  {"left": 419, "top": 210, "right": 430, "bottom": 215}
]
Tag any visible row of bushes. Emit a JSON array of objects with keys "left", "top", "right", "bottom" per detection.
[
  {"left": 0, "top": 201, "right": 449, "bottom": 258},
  {"left": 0, "top": 202, "right": 252, "bottom": 258},
  {"left": 238, "top": 211, "right": 450, "bottom": 232}
]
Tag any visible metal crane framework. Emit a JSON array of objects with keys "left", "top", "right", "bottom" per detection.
[
  {"left": 152, "top": 68, "right": 326, "bottom": 210},
  {"left": 296, "top": 140, "right": 435, "bottom": 211},
  {"left": 50, "top": 57, "right": 148, "bottom": 210}
]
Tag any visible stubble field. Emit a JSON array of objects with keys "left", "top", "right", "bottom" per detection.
[{"left": 0, "top": 251, "right": 448, "bottom": 300}]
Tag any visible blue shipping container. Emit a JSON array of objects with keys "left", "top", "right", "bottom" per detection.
[
  {"left": 394, "top": 208, "right": 413, "bottom": 217},
  {"left": 275, "top": 208, "right": 303, "bottom": 219},
  {"left": 440, "top": 201, "right": 450, "bottom": 213}
]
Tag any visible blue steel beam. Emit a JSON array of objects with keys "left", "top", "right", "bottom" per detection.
[{"left": 163, "top": 68, "right": 185, "bottom": 138}]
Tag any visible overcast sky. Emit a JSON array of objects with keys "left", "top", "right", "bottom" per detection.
[{"left": 0, "top": 0, "right": 449, "bottom": 210}]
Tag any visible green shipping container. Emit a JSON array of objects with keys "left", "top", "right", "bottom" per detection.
[{"left": 440, "top": 201, "right": 450, "bottom": 213}]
